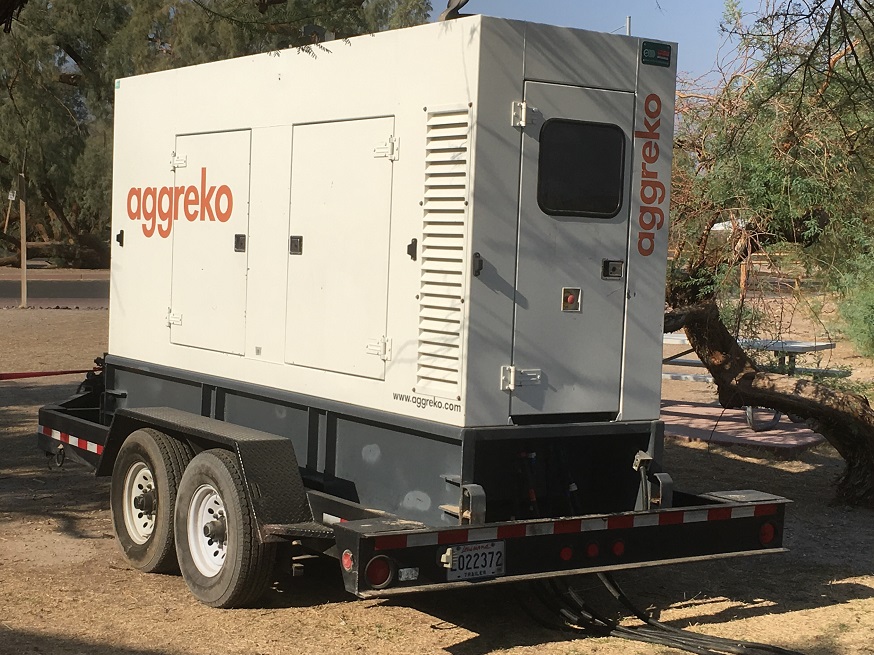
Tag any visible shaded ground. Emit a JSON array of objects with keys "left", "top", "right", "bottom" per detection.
[{"left": 1, "top": 308, "right": 872, "bottom": 655}]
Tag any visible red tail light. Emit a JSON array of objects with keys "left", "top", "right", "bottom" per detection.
[
  {"left": 365, "top": 556, "right": 394, "bottom": 589},
  {"left": 759, "top": 523, "right": 776, "bottom": 545},
  {"left": 341, "top": 549, "right": 354, "bottom": 572}
]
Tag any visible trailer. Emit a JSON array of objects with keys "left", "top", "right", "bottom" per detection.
[{"left": 37, "top": 15, "right": 788, "bottom": 610}]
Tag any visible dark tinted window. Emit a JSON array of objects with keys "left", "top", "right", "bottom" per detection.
[{"left": 537, "top": 119, "right": 625, "bottom": 218}]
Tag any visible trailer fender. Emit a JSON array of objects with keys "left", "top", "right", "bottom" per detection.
[{"left": 99, "top": 407, "right": 312, "bottom": 542}]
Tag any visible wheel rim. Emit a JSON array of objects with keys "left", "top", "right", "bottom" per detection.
[
  {"left": 123, "top": 461, "right": 156, "bottom": 545},
  {"left": 188, "top": 483, "right": 227, "bottom": 578}
]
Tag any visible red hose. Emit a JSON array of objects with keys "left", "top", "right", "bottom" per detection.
[{"left": 0, "top": 368, "right": 97, "bottom": 380}]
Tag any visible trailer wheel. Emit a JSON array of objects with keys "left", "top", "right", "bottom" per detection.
[
  {"left": 174, "top": 449, "right": 276, "bottom": 608},
  {"left": 110, "top": 428, "right": 193, "bottom": 573}
]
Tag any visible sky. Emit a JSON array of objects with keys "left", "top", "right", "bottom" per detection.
[{"left": 431, "top": 0, "right": 762, "bottom": 81}]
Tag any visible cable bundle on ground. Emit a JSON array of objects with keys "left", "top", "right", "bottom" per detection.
[{"left": 519, "top": 573, "right": 804, "bottom": 655}]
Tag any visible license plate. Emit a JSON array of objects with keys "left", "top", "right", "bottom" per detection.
[{"left": 447, "top": 540, "right": 505, "bottom": 581}]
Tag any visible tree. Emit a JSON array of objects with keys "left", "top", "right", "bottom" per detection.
[
  {"left": 669, "top": 0, "right": 874, "bottom": 506},
  {"left": 0, "top": 0, "right": 431, "bottom": 266},
  {"left": 1, "top": 1, "right": 27, "bottom": 33}
]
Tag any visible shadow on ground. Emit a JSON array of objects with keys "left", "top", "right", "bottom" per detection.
[{"left": 0, "top": 628, "right": 176, "bottom": 655}]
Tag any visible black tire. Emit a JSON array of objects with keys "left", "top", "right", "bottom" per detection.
[
  {"left": 110, "top": 428, "right": 193, "bottom": 573},
  {"left": 174, "top": 449, "right": 277, "bottom": 608}
]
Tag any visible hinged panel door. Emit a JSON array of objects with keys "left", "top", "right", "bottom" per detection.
[
  {"left": 511, "top": 83, "right": 635, "bottom": 416},
  {"left": 170, "top": 130, "right": 252, "bottom": 355},
  {"left": 284, "top": 117, "right": 395, "bottom": 380}
]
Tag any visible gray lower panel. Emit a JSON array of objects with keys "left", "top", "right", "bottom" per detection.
[
  {"left": 112, "top": 368, "right": 202, "bottom": 413},
  {"left": 105, "top": 358, "right": 465, "bottom": 527},
  {"left": 103, "top": 357, "right": 661, "bottom": 530},
  {"left": 334, "top": 421, "right": 461, "bottom": 526}
]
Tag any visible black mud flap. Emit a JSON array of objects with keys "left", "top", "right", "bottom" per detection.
[{"left": 101, "top": 407, "right": 313, "bottom": 543}]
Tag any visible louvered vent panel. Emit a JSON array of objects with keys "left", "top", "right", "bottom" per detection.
[{"left": 417, "top": 108, "right": 471, "bottom": 398}]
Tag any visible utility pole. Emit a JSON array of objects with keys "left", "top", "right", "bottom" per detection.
[
  {"left": 18, "top": 148, "right": 27, "bottom": 308},
  {"left": 3, "top": 186, "right": 13, "bottom": 232}
]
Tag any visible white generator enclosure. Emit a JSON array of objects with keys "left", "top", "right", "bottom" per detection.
[{"left": 110, "top": 17, "right": 677, "bottom": 430}]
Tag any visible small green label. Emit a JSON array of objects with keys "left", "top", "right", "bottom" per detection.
[
  {"left": 115, "top": 80, "right": 121, "bottom": 90},
  {"left": 642, "top": 41, "right": 672, "bottom": 67}
]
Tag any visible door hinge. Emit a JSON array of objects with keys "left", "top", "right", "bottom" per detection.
[
  {"left": 373, "top": 136, "right": 400, "bottom": 161},
  {"left": 171, "top": 153, "right": 187, "bottom": 171},
  {"left": 500, "top": 365, "right": 542, "bottom": 391},
  {"left": 511, "top": 101, "right": 541, "bottom": 128},
  {"left": 365, "top": 337, "right": 392, "bottom": 361},
  {"left": 167, "top": 311, "right": 183, "bottom": 326}
]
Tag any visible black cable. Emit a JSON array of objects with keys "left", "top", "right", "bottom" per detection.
[
  {"left": 561, "top": 581, "right": 724, "bottom": 655},
  {"left": 598, "top": 573, "right": 806, "bottom": 655}
]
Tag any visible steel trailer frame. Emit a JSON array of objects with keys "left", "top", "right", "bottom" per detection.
[{"left": 37, "top": 357, "right": 789, "bottom": 599}]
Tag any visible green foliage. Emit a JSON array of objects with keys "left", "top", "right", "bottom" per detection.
[
  {"left": 0, "top": 0, "right": 432, "bottom": 265},
  {"left": 671, "top": 1, "right": 874, "bottom": 320},
  {"left": 839, "top": 276, "right": 874, "bottom": 358},
  {"left": 719, "top": 298, "right": 766, "bottom": 341},
  {"left": 815, "top": 374, "right": 874, "bottom": 397}
]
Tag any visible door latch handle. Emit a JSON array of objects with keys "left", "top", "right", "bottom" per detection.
[
  {"left": 234, "top": 234, "right": 246, "bottom": 252},
  {"left": 472, "top": 252, "right": 484, "bottom": 277},
  {"left": 407, "top": 238, "right": 418, "bottom": 261}
]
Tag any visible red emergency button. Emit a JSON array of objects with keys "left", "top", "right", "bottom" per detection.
[{"left": 562, "top": 287, "right": 582, "bottom": 312}]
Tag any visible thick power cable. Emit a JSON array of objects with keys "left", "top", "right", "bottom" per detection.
[{"left": 597, "top": 573, "right": 805, "bottom": 655}]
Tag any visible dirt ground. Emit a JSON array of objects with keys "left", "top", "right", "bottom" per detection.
[{"left": 1, "top": 307, "right": 873, "bottom": 655}]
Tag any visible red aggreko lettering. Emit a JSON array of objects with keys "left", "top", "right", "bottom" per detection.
[
  {"left": 125, "top": 168, "right": 235, "bottom": 239},
  {"left": 635, "top": 94, "right": 667, "bottom": 257}
]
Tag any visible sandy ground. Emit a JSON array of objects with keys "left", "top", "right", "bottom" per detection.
[{"left": 1, "top": 307, "right": 873, "bottom": 655}]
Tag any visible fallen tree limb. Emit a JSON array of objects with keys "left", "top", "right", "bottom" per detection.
[{"left": 668, "top": 301, "right": 874, "bottom": 507}]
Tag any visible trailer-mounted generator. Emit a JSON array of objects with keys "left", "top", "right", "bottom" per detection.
[{"left": 37, "top": 15, "right": 788, "bottom": 608}]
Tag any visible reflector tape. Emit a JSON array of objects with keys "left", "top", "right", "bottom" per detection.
[
  {"left": 371, "top": 503, "right": 781, "bottom": 551},
  {"left": 39, "top": 425, "right": 104, "bottom": 455}
]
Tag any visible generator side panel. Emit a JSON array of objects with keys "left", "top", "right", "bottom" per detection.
[
  {"left": 619, "top": 39, "right": 677, "bottom": 421},
  {"left": 466, "top": 21, "right": 657, "bottom": 425},
  {"left": 462, "top": 20, "right": 525, "bottom": 427},
  {"left": 109, "top": 20, "right": 489, "bottom": 429}
]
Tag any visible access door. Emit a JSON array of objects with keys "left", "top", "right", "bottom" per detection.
[
  {"left": 284, "top": 117, "right": 395, "bottom": 380},
  {"left": 511, "top": 83, "right": 635, "bottom": 416},
  {"left": 170, "top": 130, "right": 251, "bottom": 355}
]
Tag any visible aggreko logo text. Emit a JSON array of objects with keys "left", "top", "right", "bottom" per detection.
[
  {"left": 635, "top": 94, "right": 666, "bottom": 257},
  {"left": 127, "top": 168, "right": 233, "bottom": 238}
]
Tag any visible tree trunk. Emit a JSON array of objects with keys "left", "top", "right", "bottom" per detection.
[{"left": 670, "top": 301, "right": 874, "bottom": 507}]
